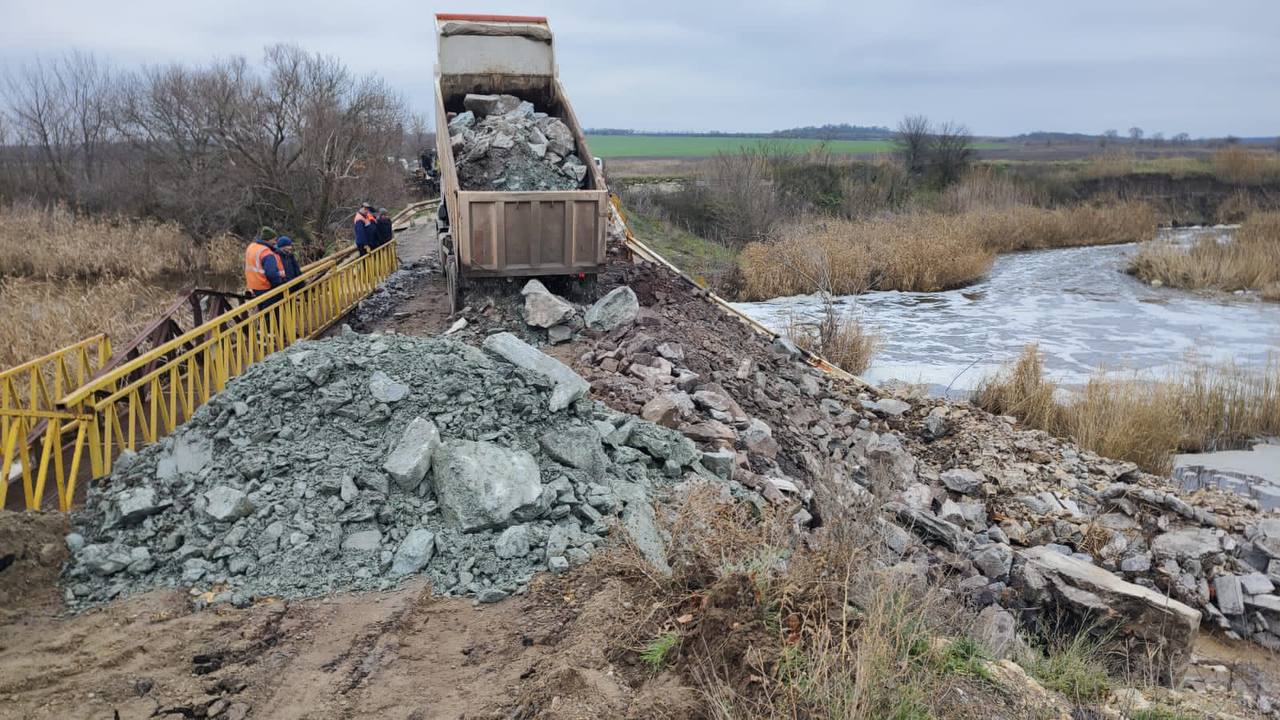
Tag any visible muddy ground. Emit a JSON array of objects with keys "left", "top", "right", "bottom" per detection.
[{"left": 1, "top": 214, "right": 1275, "bottom": 720}]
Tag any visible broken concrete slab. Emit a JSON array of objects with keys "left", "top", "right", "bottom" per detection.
[
  {"left": 369, "top": 371, "right": 410, "bottom": 404},
  {"left": 522, "top": 282, "right": 577, "bottom": 328},
  {"left": 203, "top": 486, "right": 254, "bottom": 523},
  {"left": 584, "top": 287, "right": 639, "bottom": 331},
  {"left": 382, "top": 417, "right": 441, "bottom": 491},
  {"left": 482, "top": 332, "right": 589, "bottom": 412},
  {"left": 1014, "top": 545, "right": 1201, "bottom": 686},
  {"left": 431, "top": 440, "right": 542, "bottom": 532},
  {"left": 390, "top": 528, "right": 436, "bottom": 576}
]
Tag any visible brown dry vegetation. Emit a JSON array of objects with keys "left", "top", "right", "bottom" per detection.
[
  {"left": 1211, "top": 146, "right": 1280, "bottom": 185},
  {"left": 614, "top": 488, "right": 1030, "bottom": 720},
  {"left": 739, "top": 202, "right": 1155, "bottom": 299},
  {"left": 0, "top": 277, "right": 169, "bottom": 370},
  {"left": 973, "top": 345, "right": 1280, "bottom": 474},
  {"left": 1128, "top": 212, "right": 1280, "bottom": 299},
  {"left": 969, "top": 201, "right": 1156, "bottom": 253},
  {"left": 784, "top": 305, "right": 881, "bottom": 375},
  {"left": 0, "top": 203, "right": 244, "bottom": 369}
]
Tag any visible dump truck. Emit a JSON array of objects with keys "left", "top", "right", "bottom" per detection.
[{"left": 434, "top": 13, "right": 608, "bottom": 312}]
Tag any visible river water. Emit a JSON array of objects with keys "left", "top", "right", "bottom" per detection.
[{"left": 731, "top": 228, "right": 1280, "bottom": 394}]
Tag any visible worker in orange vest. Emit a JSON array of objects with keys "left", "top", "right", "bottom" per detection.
[
  {"left": 244, "top": 226, "right": 285, "bottom": 298},
  {"left": 354, "top": 202, "right": 376, "bottom": 255}
]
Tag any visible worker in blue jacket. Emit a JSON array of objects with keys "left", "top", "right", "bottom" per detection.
[
  {"left": 244, "top": 226, "right": 285, "bottom": 298},
  {"left": 354, "top": 202, "right": 376, "bottom": 255},
  {"left": 276, "top": 236, "right": 303, "bottom": 284},
  {"left": 375, "top": 208, "right": 394, "bottom": 248}
]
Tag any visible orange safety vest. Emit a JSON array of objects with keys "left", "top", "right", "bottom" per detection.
[{"left": 244, "top": 241, "right": 283, "bottom": 292}]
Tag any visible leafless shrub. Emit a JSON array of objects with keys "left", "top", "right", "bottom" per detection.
[
  {"left": 1, "top": 46, "right": 410, "bottom": 249},
  {"left": 894, "top": 114, "right": 931, "bottom": 176},
  {"left": 702, "top": 147, "right": 787, "bottom": 247}
]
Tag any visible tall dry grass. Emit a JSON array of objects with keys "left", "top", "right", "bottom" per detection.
[
  {"left": 1128, "top": 211, "right": 1280, "bottom": 298},
  {"left": 0, "top": 277, "right": 169, "bottom": 370},
  {"left": 1212, "top": 146, "right": 1280, "bottom": 185},
  {"left": 0, "top": 203, "right": 245, "bottom": 371},
  {"left": 784, "top": 305, "right": 881, "bottom": 375},
  {"left": 974, "top": 345, "right": 1280, "bottom": 474},
  {"left": 939, "top": 165, "right": 1046, "bottom": 213},
  {"left": 968, "top": 201, "right": 1157, "bottom": 253},
  {"left": 740, "top": 214, "right": 996, "bottom": 299},
  {"left": 739, "top": 202, "right": 1155, "bottom": 299},
  {"left": 638, "top": 489, "right": 993, "bottom": 720},
  {"left": 0, "top": 202, "right": 242, "bottom": 282}
]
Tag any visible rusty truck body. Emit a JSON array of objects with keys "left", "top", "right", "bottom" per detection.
[{"left": 433, "top": 13, "right": 608, "bottom": 310}]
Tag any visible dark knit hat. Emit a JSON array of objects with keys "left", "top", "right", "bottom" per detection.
[{"left": 259, "top": 226, "right": 278, "bottom": 241}]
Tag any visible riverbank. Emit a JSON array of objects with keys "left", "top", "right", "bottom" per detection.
[
  {"left": 733, "top": 232, "right": 1280, "bottom": 391},
  {"left": 1128, "top": 212, "right": 1280, "bottom": 301}
]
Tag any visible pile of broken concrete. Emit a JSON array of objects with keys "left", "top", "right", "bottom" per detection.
[
  {"left": 550, "top": 265, "right": 1280, "bottom": 689},
  {"left": 520, "top": 279, "right": 640, "bottom": 345},
  {"left": 62, "top": 331, "right": 758, "bottom": 609},
  {"left": 448, "top": 93, "right": 587, "bottom": 192}
]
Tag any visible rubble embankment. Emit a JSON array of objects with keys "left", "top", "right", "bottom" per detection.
[
  {"left": 43, "top": 214, "right": 1280, "bottom": 714},
  {"left": 63, "top": 331, "right": 765, "bottom": 609}
]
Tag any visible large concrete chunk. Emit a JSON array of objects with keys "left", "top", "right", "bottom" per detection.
[
  {"left": 521, "top": 280, "right": 577, "bottom": 328},
  {"left": 482, "top": 332, "right": 589, "bottom": 412},
  {"left": 887, "top": 502, "right": 970, "bottom": 552},
  {"left": 383, "top": 417, "right": 441, "bottom": 491},
  {"left": 584, "top": 287, "right": 639, "bottom": 331},
  {"left": 1014, "top": 545, "right": 1201, "bottom": 686},
  {"left": 390, "top": 528, "right": 435, "bottom": 575},
  {"left": 432, "top": 440, "right": 543, "bottom": 532},
  {"left": 369, "top": 371, "right": 410, "bottom": 403},
  {"left": 623, "top": 501, "right": 671, "bottom": 576},
  {"left": 111, "top": 486, "right": 168, "bottom": 527},
  {"left": 203, "top": 486, "right": 254, "bottom": 522},
  {"left": 539, "top": 427, "right": 606, "bottom": 473}
]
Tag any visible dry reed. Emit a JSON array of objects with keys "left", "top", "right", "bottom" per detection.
[
  {"left": 0, "top": 202, "right": 242, "bottom": 282},
  {"left": 968, "top": 201, "right": 1157, "bottom": 253},
  {"left": 1127, "top": 212, "right": 1280, "bottom": 296},
  {"left": 974, "top": 345, "right": 1280, "bottom": 474},
  {"left": 1211, "top": 146, "right": 1280, "bottom": 185},
  {"left": 740, "top": 214, "right": 996, "bottom": 299},
  {"left": 0, "top": 277, "right": 170, "bottom": 370},
  {"left": 784, "top": 306, "right": 881, "bottom": 375},
  {"left": 939, "top": 165, "right": 1046, "bottom": 213},
  {"left": 739, "top": 203, "right": 1155, "bottom": 299}
]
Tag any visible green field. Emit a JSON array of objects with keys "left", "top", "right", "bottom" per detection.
[{"left": 585, "top": 134, "right": 1004, "bottom": 158}]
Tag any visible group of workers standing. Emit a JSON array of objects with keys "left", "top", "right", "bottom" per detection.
[
  {"left": 354, "top": 202, "right": 394, "bottom": 256},
  {"left": 242, "top": 202, "right": 393, "bottom": 297},
  {"left": 243, "top": 227, "right": 302, "bottom": 298}
]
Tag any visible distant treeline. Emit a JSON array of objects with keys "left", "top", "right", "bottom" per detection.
[{"left": 586, "top": 123, "right": 894, "bottom": 140}]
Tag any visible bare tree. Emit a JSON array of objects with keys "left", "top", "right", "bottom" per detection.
[
  {"left": 1128, "top": 126, "right": 1144, "bottom": 144},
  {"left": 929, "top": 121, "right": 974, "bottom": 187},
  {"left": 1151, "top": 131, "right": 1164, "bottom": 146},
  {"left": 3, "top": 57, "right": 76, "bottom": 195},
  {"left": 894, "top": 114, "right": 931, "bottom": 175},
  {"left": 61, "top": 52, "right": 114, "bottom": 186},
  {"left": 1, "top": 45, "right": 409, "bottom": 244},
  {"left": 1172, "top": 132, "right": 1190, "bottom": 146}
]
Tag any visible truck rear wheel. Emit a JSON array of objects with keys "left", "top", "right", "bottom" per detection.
[{"left": 445, "top": 251, "right": 460, "bottom": 315}]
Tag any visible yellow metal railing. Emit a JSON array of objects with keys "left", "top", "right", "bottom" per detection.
[
  {"left": 1, "top": 240, "right": 399, "bottom": 511},
  {"left": 1, "top": 335, "right": 113, "bottom": 511}
]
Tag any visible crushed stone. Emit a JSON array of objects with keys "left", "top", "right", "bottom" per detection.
[{"left": 63, "top": 333, "right": 754, "bottom": 609}]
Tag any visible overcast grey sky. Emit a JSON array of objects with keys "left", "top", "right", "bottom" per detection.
[{"left": 2, "top": 0, "right": 1276, "bottom": 137}]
